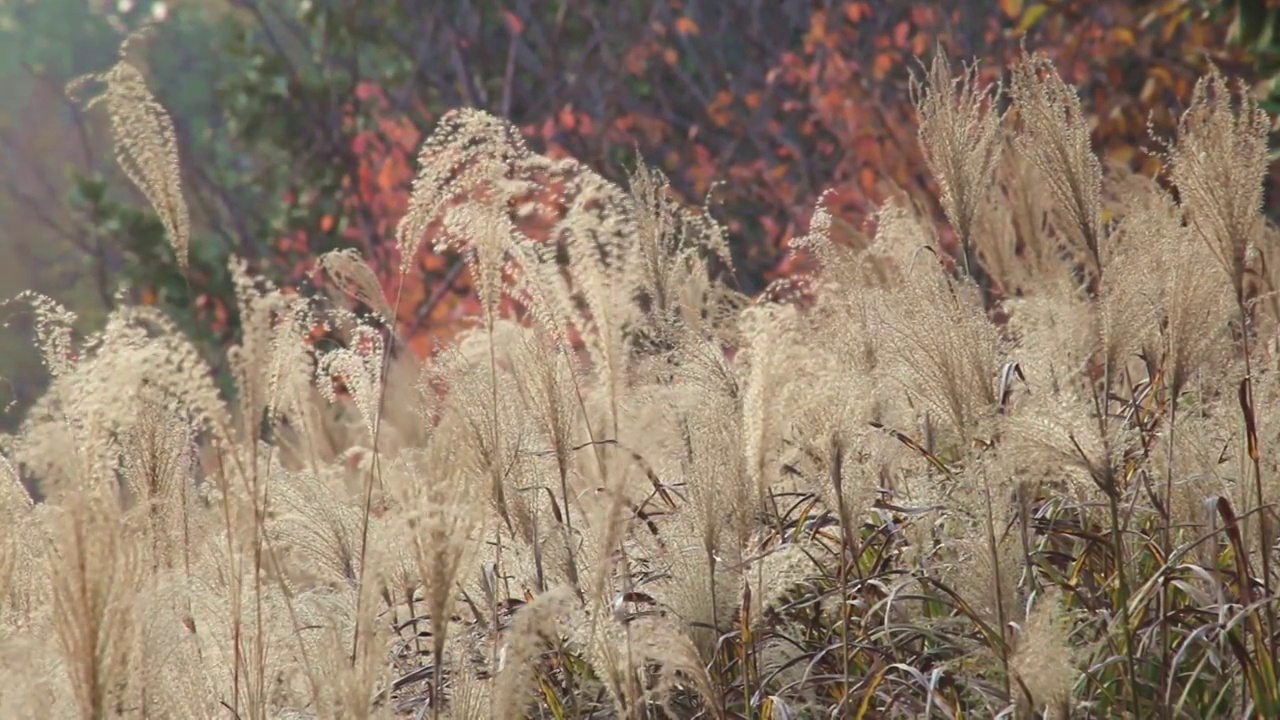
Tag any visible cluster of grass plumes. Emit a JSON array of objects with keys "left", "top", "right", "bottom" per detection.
[{"left": 8, "top": 35, "right": 1280, "bottom": 719}]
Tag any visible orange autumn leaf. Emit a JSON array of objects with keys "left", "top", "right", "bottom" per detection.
[
  {"left": 999, "top": 0, "right": 1023, "bottom": 19},
  {"left": 501, "top": 10, "right": 524, "bottom": 35},
  {"left": 844, "top": 2, "right": 870, "bottom": 24},
  {"left": 804, "top": 10, "right": 827, "bottom": 53},
  {"left": 873, "top": 52, "right": 894, "bottom": 80},
  {"left": 859, "top": 166, "right": 877, "bottom": 195},
  {"left": 911, "top": 32, "right": 929, "bottom": 57},
  {"left": 911, "top": 6, "right": 937, "bottom": 25},
  {"left": 558, "top": 105, "right": 577, "bottom": 131},
  {"left": 376, "top": 161, "right": 401, "bottom": 194},
  {"left": 707, "top": 89, "right": 733, "bottom": 128},
  {"left": 892, "top": 21, "right": 911, "bottom": 49},
  {"left": 674, "top": 16, "right": 699, "bottom": 37}
]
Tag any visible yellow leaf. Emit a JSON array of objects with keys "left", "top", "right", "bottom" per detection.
[
  {"left": 1109, "top": 26, "right": 1136, "bottom": 46},
  {"left": 855, "top": 666, "right": 891, "bottom": 719},
  {"left": 999, "top": 0, "right": 1023, "bottom": 19},
  {"left": 1015, "top": 3, "right": 1050, "bottom": 34}
]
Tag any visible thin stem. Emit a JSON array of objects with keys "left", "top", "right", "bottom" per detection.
[
  {"left": 1100, "top": 357, "right": 1141, "bottom": 718},
  {"left": 1160, "top": 396, "right": 1177, "bottom": 719},
  {"left": 351, "top": 273, "right": 404, "bottom": 665},
  {"left": 1110, "top": 482, "right": 1140, "bottom": 719},
  {"left": 1238, "top": 300, "right": 1275, "bottom": 662},
  {"left": 982, "top": 474, "right": 1011, "bottom": 701}
]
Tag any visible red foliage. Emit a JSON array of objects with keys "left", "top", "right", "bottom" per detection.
[{"left": 278, "top": 1, "right": 1258, "bottom": 358}]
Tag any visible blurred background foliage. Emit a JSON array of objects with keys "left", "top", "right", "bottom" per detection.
[{"left": 0, "top": 0, "right": 1275, "bottom": 428}]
